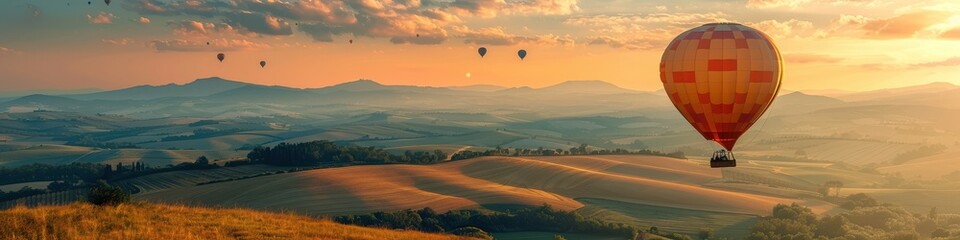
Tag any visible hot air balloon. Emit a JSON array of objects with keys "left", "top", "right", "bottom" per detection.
[
  {"left": 260, "top": 61, "right": 266, "bottom": 68},
  {"left": 88, "top": 1, "right": 91, "bottom": 5},
  {"left": 659, "top": 23, "right": 782, "bottom": 168},
  {"left": 206, "top": 42, "right": 210, "bottom": 45},
  {"left": 478, "top": 47, "right": 487, "bottom": 58},
  {"left": 217, "top": 53, "right": 225, "bottom": 62},
  {"left": 517, "top": 49, "right": 527, "bottom": 60},
  {"left": 104, "top": 0, "right": 111, "bottom": 5},
  {"left": 349, "top": 39, "right": 353, "bottom": 44}
]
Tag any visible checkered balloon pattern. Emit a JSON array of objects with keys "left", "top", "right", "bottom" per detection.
[{"left": 659, "top": 23, "right": 783, "bottom": 151}]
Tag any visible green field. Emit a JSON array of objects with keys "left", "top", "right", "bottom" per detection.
[{"left": 574, "top": 198, "right": 758, "bottom": 238}]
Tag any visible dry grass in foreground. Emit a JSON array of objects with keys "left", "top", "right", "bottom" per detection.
[{"left": 0, "top": 202, "right": 476, "bottom": 240}]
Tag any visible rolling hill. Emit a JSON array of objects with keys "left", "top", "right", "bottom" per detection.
[{"left": 134, "top": 155, "right": 834, "bottom": 219}]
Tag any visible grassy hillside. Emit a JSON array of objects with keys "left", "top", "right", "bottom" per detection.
[
  {"left": 136, "top": 155, "right": 832, "bottom": 217},
  {"left": 0, "top": 202, "right": 474, "bottom": 240}
]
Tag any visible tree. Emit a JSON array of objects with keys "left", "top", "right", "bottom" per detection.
[
  {"left": 931, "top": 228, "right": 950, "bottom": 238},
  {"left": 87, "top": 180, "right": 129, "bottom": 206},
  {"left": 698, "top": 228, "right": 714, "bottom": 240},
  {"left": 841, "top": 193, "right": 878, "bottom": 209},
  {"left": 195, "top": 156, "right": 209, "bottom": 166},
  {"left": 554, "top": 234, "right": 567, "bottom": 240},
  {"left": 449, "top": 227, "right": 493, "bottom": 240},
  {"left": 824, "top": 181, "right": 844, "bottom": 198}
]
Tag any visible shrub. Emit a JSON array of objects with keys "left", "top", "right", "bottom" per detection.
[
  {"left": 449, "top": 227, "right": 492, "bottom": 240},
  {"left": 87, "top": 180, "right": 129, "bottom": 206}
]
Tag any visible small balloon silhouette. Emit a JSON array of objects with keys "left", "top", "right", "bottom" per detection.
[
  {"left": 478, "top": 47, "right": 487, "bottom": 58},
  {"left": 217, "top": 53, "right": 225, "bottom": 62},
  {"left": 517, "top": 49, "right": 527, "bottom": 60},
  {"left": 259, "top": 61, "right": 266, "bottom": 68}
]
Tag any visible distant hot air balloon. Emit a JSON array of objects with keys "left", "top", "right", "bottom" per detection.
[
  {"left": 478, "top": 47, "right": 487, "bottom": 58},
  {"left": 206, "top": 42, "right": 210, "bottom": 45},
  {"left": 349, "top": 39, "right": 353, "bottom": 44},
  {"left": 88, "top": 1, "right": 91, "bottom": 5},
  {"left": 416, "top": 34, "right": 420, "bottom": 38},
  {"left": 659, "top": 23, "right": 782, "bottom": 168},
  {"left": 217, "top": 53, "right": 225, "bottom": 62},
  {"left": 104, "top": 0, "right": 111, "bottom": 5},
  {"left": 517, "top": 49, "right": 527, "bottom": 60},
  {"left": 260, "top": 60, "right": 266, "bottom": 68}
]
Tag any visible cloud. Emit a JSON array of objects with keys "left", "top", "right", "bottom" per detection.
[
  {"left": 450, "top": 26, "right": 574, "bottom": 46},
  {"left": 746, "top": 0, "right": 885, "bottom": 9},
  {"left": 0, "top": 46, "right": 16, "bottom": 54},
  {"left": 169, "top": 20, "right": 239, "bottom": 36},
  {"left": 747, "top": 0, "right": 809, "bottom": 9},
  {"left": 909, "top": 57, "right": 960, "bottom": 68},
  {"left": 102, "top": 38, "right": 135, "bottom": 46},
  {"left": 942, "top": 27, "right": 960, "bottom": 39},
  {"left": 860, "top": 57, "right": 960, "bottom": 70},
  {"left": 784, "top": 53, "right": 844, "bottom": 64},
  {"left": 126, "top": 0, "right": 580, "bottom": 45},
  {"left": 87, "top": 12, "right": 115, "bottom": 24},
  {"left": 564, "top": 12, "right": 728, "bottom": 49},
  {"left": 223, "top": 12, "right": 293, "bottom": 36},
  {"left": 748, "top": 19, "right": 825, "bottom": 38},
  {"left": 587, "top": 36, "right": 655, "bottom": 50},
  {"left": 134, "top": 16, "right": 151, "bottom": 24},
  {"left": 148, "top": 39, "right": 270, "bottom": 52},
  {"left": 861, "top": 10, "right": 952, "bottom": 39}
]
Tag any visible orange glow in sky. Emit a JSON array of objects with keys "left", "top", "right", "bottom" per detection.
[{"left": 1, "top": 0, "right": 959, "bottom": 92}]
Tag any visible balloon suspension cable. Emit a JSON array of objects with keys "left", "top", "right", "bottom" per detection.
[{"left": 741, "top": 103, "right": 775, "bottom": 149}]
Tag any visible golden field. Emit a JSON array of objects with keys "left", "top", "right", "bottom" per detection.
[{"left": 0, "top": 202, "right": 474, "bottom": 240}]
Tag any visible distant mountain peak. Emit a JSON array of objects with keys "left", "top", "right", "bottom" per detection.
[
  {"left": 328, "top": 79, "right": 386, "bottom": 91},
  {"left": 539, "top": 80, "right": 634, "bottom": 94},
  {"left": 186, "top": 77, "right": 247, "bottom": 86}
]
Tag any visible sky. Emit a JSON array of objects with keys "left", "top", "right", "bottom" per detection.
[{"left": 0, "top": 0, "right": 959, "bottom": 92}]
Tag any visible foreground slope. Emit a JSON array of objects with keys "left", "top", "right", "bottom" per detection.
[
  {"left": 136, "top": 155, "right": 832, "bottom": 216},
  {"left": 0, "top": 203, "right": 473, "bottom": 240}
]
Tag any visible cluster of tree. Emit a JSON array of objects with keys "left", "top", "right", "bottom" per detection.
[
  {"left": 333, "top": 204, "right": 642, "bottom": 239},
  {"left": 750, "top": 194, "right": 960, "bottom": 240},
  {"left": 246, "top": 141, "right": 445, "bottom": 166},
  {"left": 0, "top": 163, "right": 108, "bottom": 185},
  {"left": 161, "top": 128, "right": 239, "bottom": 142},
  {"left": 0, "top": 186, "right": 47, "bottom": 202},
  {"left": 0, "top": 156, "right": 220, "bottom": 203},
  {"left": 64, "top": 135, "right": 139, "bottom": 149},
  {"left": 87, "top": 180, "right": 129, "bottom": 206},
  {"left": 108, "top": 156, "right": 218, "bottom": 181},
  {"left": 450, "top": 144, "right": 685, "bottom": 161},
  {"left": 892, "top": 144, "right": 947, "bottom": 165}
]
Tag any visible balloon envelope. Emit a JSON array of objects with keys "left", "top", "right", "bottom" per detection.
[
  {"left": 517, "top": 49, "right": 527, "bottom": 60},
  {"left": 104, "top": 0, "right": 111, "bottom": 5},
  {"left": 260, "top": 61, "right": 266, "bottom": 68},
  {"left": 659, "top": 23, "right": 782, "bottom": 151},
  {"left": 478, "top": 47, "right": 487, "bottom": 58},
  {"left": 217, "top": 53, "right": 225, "bottom": 62}
]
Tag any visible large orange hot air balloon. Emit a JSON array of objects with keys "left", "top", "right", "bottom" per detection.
[{"left": 659, "top": 23, "right": 782, "bottom": 167}]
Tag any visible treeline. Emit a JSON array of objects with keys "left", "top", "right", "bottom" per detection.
[
  {"left": 64, "top": 135, "right": 139, "bottom": 149},
  {"left": 334, "top": 204, "right": 643, "bottom": 239},
  {"left": 246, "top": 141, "right": 445, "bottom": 166},
  {"left": 451, "top": 144, "right": 685, "bottom": 161},
  {"left": 891, "top": 144, "right": 947, "bottom": 164},
  {"left": 161, "top": 128, "right": 239, "bottom": 142},
  {"left": 1, "top": 156, "right": 218, "bottom": 202},
  {"left": 0, "top": 163, "right": 108, "bottom": 185},
  {"left": 750, "top": 193, "right": 960, "bottom": 240}
]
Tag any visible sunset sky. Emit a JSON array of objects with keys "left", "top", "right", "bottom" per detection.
[{"left": 1, "top": 0, "right": 959, "bottom": 92}]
